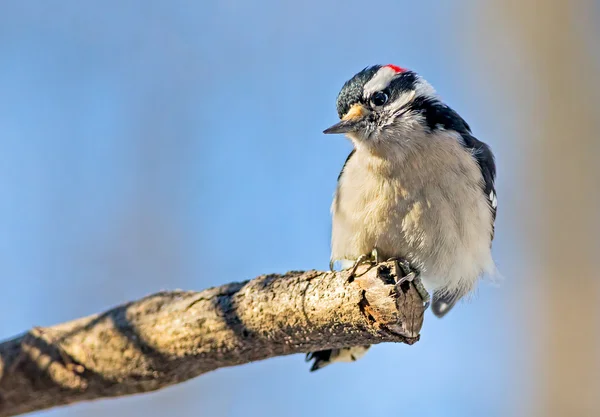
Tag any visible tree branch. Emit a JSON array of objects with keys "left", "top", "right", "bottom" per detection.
[{"left": 0, "top": 262, "right": 425, "bottom": 417}]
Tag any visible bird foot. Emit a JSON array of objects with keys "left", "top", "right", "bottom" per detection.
[
  {"left": 387, "top": 257, "right": 431, "bottom": 309},
  {"left": 348, "top": 248, "right": 380, "bottom": 278},
  {"left": 385, "top": 257, "right": 414, "bottom": 277}
]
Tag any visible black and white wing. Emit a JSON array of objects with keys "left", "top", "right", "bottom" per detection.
[{"left": 460, "top": 133, "right": 497, "bottom": 240}]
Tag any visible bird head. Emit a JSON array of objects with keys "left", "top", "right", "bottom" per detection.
[{"left": 324, "top": 65, "right": 440, "bottom": 151}]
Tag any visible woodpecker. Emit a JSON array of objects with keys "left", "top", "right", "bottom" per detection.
[{"left": 306, "top": 64, "right": 497, "bottom": 371}]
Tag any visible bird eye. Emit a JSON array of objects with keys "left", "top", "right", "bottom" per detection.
[{"left": 371, "top": 91, "right": 389, "bottom": 107}]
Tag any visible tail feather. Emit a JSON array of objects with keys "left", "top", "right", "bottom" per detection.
[
  {"left": 431, "top": 290, "right": 461, "bottom": 318},
  {"left": 305, "top": 346, "right": 370, "bottom": 372}
]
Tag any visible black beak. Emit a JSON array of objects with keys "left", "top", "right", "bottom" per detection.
[
  {"left": 323, "top": 119, "right": 360, "bottom": 134},
  {"left": 323, "top": 103, "right": 367, "bottom": 134}
]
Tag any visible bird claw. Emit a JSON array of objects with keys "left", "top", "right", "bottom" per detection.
[
  {"left": 412, "top": 277, "right": 431, "bottom": 309},
  {"left": 389, "top": 258, "right": 431, "bottom": 309},
  {"left": 386, "top": 257, "right": 414, "bottom": 277},
  {"left": 348, "top": 248, "right": 380, "bottom": 278},
  {"left": 348, "top": 254, "right": 372, "bottom": 278}
]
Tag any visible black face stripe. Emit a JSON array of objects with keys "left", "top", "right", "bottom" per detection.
[
  {"left": 335, "top": 65, "right": 381, "bottom": 118},
  {"left": 406, "top": 96, "right": 471, "bottom": 134},
  {"left": 386, "top": 71, "right": 418, "bottom": 103}
]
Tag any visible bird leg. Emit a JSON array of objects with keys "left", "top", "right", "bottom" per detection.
[{"left": 387, "top": 257, "right": 431, "bottom": 309}]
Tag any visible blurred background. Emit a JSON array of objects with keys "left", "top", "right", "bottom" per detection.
[{"left": 0, "top": 1, "right": 598, "bottom": 416}]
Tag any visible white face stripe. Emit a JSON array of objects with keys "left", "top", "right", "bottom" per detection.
[
  {"left": 363, "top": 66, "right": 400, "bottom": 96},
  {"left": 364, "top": 67, "right": 437, "bottom": 106},
  {"left": 384, "top": 90, "right": 416, "bottom": 119}
]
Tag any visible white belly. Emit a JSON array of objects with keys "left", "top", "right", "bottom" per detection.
[{"left": 331, "top": 142, "right": 494, "bottom": 297}]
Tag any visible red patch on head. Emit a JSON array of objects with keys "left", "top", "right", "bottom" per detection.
[{"left": 384, "top": 64, "right": 406, "bottom": 73}]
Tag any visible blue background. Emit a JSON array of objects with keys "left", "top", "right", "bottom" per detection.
[{"left": 2, "top": 1, "right": 595, "bottom": 416}]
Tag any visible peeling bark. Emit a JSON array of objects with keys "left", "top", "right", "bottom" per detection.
[{"left": 0, "top": 262, "right": 425, "bottom": 417}]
